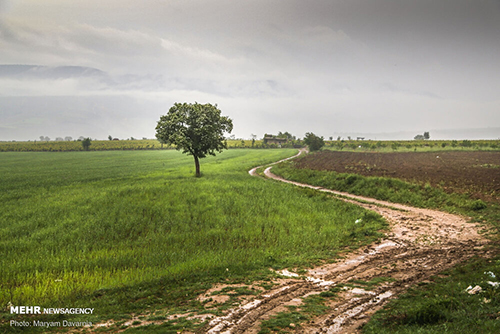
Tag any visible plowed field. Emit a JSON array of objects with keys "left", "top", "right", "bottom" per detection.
[{"left": 294, "top": 150, "right": 500, "bottom": 203}]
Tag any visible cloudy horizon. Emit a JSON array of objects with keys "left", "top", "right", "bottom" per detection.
[{"left": 1, "top": 0, "right": 499, "bottom": 141}]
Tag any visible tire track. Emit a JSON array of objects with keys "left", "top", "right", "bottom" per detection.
[{"left": 204, "top": 150, "right": 490, "bottom": 333}]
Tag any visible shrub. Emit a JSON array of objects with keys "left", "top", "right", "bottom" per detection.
[
  {"left": 470, "top": 199, "right": 487, "bottom": 211},
  {"left": 82, "top": 138, "right": 92, "bottom": 151}
]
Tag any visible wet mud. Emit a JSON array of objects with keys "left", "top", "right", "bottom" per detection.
[{"left": 204, "top": 151, "right": 491, "bottom": 333}]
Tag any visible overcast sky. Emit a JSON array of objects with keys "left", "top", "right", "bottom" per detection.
[{"left": 1, "top": 0, "right": 499, "bottom": 141}]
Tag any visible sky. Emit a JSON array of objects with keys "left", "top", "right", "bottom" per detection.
[{"left": 1, "top": 0, "right": 499, "bottom": 141}]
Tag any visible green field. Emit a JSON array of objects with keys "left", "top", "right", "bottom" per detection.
[
  {"left": 0, "top": 149, "right": 387, "bottom": 331},
  {"left": 0, "top": 139, "right": 277, "bottom": 152}
]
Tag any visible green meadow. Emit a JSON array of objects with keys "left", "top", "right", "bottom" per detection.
[{"left": 0, "top": 149, "right": 387, "bottom": 327}]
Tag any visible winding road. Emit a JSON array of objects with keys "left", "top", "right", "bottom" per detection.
[{"left": 205, "top": 149, "right": 490, "bottom": 333}]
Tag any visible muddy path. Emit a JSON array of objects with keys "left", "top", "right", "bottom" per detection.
[{"left": 205, "top": 150, "right": 491, "bottom": 334}]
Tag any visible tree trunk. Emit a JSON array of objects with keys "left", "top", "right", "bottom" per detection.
[{"left": 194, "top": 155, "right": 201, "bottom": 177}]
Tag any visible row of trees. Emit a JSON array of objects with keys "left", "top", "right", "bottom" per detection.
[
  {"left": 38, "top": 136, "right": 89, "bottom": 142},
  {"left": 38, "top": 135, "right": 92, "bottom": 150},
  {"left": 414, "top": 132, "right": 430, "bottom": 140}
]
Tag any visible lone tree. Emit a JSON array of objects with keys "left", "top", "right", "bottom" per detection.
[
  {"left": 82, "top": 137, "right": 92, "bottom": 151},
  {"left": 155, "top": 102, "right": 233, "bottom": 177},
  {"left": 303, "top": 132, "right": 325, "bottom": 152}
]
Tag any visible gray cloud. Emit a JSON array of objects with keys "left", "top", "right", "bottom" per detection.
[{"left": 1, "top": 0, "right": 499, "bottom": 141}]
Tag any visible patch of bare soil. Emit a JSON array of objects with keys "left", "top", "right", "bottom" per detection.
[
  {"left": 295, "top": 150, "right": 500, "bottom": 203},
  {"left": 202, "top": 159, "right": 491, "bottom": 334}
]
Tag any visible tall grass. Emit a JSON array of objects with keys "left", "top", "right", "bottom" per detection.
[{"left": 0, "top": 150, "right": 387, "bottom": 314}]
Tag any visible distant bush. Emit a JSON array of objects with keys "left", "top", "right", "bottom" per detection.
[
  {"left": 82, "top": 138, "right": 92, "bottom": 151},
  {"left": 461, "top": 139, "right": 473, "bottom": 147}
]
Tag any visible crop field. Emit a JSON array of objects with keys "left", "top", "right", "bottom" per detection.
[
  {"left": 325, "top": 139, "right": 500, "bottom": 153},
  {"left": 2, "top": 138, "right": 498, "bottom": 153},
  {"left": 294, "top": 150, "right": 500, "bottom": 203},
  {"left": 0, "top": 149, "right": 387, "bottom": 332},
  {"left": 0, "top": 139, "right": 269, "bottom": 152},
  {"left": 272, "top": 148, "right": 500, "bottom": 334}
]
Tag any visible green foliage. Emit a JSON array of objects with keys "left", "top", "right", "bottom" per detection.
[
  {"left": 259, "top": 311, "right": 308, "bottom": 333},
  {"left": 391, "top": 142, "right": 400, "bottom": 151},
  {"left": 259, "top": 293, "right": 333, "bottom": 333},
  {"left": 155, "top": 102, "right": 233, "bottom": 176},
  {"left": 0, "top": 139, "right": 170, "bottom": 152},
  {"left": 303, "top": 132, "right": 325, "bottom": 151},
  {"left": 277, "top": 131, "right": 296, "bottom": 140},
  {"left": 470, "top": 199, "right": 487, "bottom": 211},
  {"left": 81, "top": 137, "right": 91, "bottom": 151},
  {"left": 461, "top": 139, "right": 473, "bottom": 147},
  {"left": 0, "top": 149, "right": 387, "bottom": 322}
]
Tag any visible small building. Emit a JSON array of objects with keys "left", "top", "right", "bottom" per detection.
[{"left": 263, "top": 135, "right": 288, "bottom": 146}]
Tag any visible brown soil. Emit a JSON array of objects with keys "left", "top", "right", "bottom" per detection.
[
  {"left": 203, "top": 150, "right": 493, "bottom": 333},
  {"left": 294, "top": 150, "right": 500, "bottom": 203}
]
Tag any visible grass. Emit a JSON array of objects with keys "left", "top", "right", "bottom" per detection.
[
  {"left": 258, "top": 294, "right": 333, "bottom": 333},
  {"left": 0, "top": 149, "right": 388, "bottom": 332},
  {"left": 271, "top": 153, "right": 500, "bottom": 334},
  {"left": 272, "top": 160, "right": 499, "bottom": 225},
  {"left": 362, "top": 257, "right": 500, "bottom": 334}
]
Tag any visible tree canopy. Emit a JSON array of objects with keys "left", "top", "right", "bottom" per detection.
[
  {"left": 82, "top": 138, "right": 91, "bottom": 151},
  {"left": 155, "top": 102, "right": 233, "bottom": 177},
  {"left": 414, "top": 132, "right": 430, "bottom": 140},
  {"left": 303, "top": 132, "right": 325, "bottom": 152}
]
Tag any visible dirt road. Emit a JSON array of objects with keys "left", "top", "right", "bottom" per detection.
[{"left": 205, "top": 150, "right": 490, "bottom": 333}]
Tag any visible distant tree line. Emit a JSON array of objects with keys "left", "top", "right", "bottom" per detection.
[{"left": 414, "top": 132, "right": 430, "bottom": 140}]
